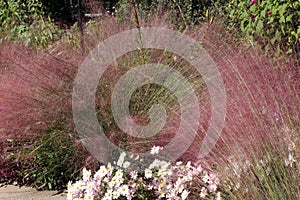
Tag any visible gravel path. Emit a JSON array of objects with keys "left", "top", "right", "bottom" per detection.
[{"left": 0, "top": 185, "right": 66, "bottom": 200}]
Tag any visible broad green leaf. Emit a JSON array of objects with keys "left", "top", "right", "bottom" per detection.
[
  {"left": 250, "top": 5, "right": 256, "bottom": 12},
  {"left": 261, "top": 9, "right": 266, "bottom": 18},
  {"left": 278, "top": 4, "right": 287, "bottom": 16},
  {"left": 275, "top": 30, "right": 281, "bottom": 42},
  {"left": 256, "top": 20, "right": 263, "bottom": 34},
  {"left": 281, "top": 25, "right": 285, "bottom": 35},
  {"left": 270, "top": 37, "right": 276, "bottom": 45},
  {"left": 286, "top": 15, "right": 293, "bottom": 22},
  {"left": 279, "top": 16, "right": 285, "bottom": 23}
]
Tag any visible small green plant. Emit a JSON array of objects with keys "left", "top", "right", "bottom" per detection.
[
  {"left": 26, "top": 127, "right": 79, "bottom": 190},
  {"left": 223, "top": 0, "right": 300, "bottom": 54},
  {"left": 3, "top": 125, "right": 90, "bottom": 190}
]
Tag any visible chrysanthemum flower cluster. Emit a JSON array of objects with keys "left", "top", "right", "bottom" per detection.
[{"left": 67, "top": 147, "right": 222, "bottom": 200}]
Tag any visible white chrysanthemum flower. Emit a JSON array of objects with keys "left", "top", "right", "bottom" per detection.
[
  {"left": 163, "top": 169, "right": 173, "bottom": 176},
  {"left": 145, "top": 168, "right": 152, "bottom": 179},
  {"left": 209, "top": 183, "right": 218, "bottom": 192},
  {"left": 67, "top": 189, "right": 73, "bottom": 200},
  {"left": 103, "top": 177, "right": 109, "bottom": 183},
  {"left": 285, "top": 153, "right": 296, "bottom": 167},
  {"left": 215, "top": 192, "right": 222, "bottom": 200},
  {"left": 182, "top": 174, "right": 192, "bottom": 182},
  {"left": 84, "top": 190, "right": 94, "bottom": 200},
  {"left": 175, "top": 178, "right": 183, "bottom": 187},
  {"left": 167, "top": 189, "right": 178, "bottom": 199},
  {"left": 112, "top": 190, "right": 120, "bottom": 199},
  {"left": 115, "top": 169, "right": 124, "bottom": 178},
  {"left": 126, "top": 189, "right": 134, "bottom": 200},
  {"left": 185, "top": 161, "right": 192, "bottom": 170},
  {"left": 86, "top": 181, "right": 95, "bottom": 191},
  {"left": 123, "top": 161, "right": 131, "bottom": 169},
  {"left": 178, "top": 183, "right": 185, "bottom": 193},
  {"left": 159, "top": 160, "right": 170, "bottom": 169},
  {"left": 97, "top": 165, "right": 108, "bottom": 178},
  {"left": 149, "top": 159, "right": 160, "bottom": 169},
  {"left": 156, "top": 190, "right": 165, "bottom": 198},
  {"left": 202, "top": 173, "right": 210, "bottom": 183},
  {"left": 288, "top": 142, "right": 296, "bottom": 152},
  {"left": 127, "top": 179, "right": 136, "bottom": 188},
  {"left": 157, "top": 169, "right": 163, "bottom": 176},
  {"left": 82, "top": 168, "right": 91, "bottom": 181},
  {"left": 115, "top": 177, "right": 124, "bottom": 186},
  {"left": 117, "top": 152, "right": 127, "bottom": 167},
  {"left": 181, "top": 190, "right": 189, "bottom": 200},
  {"left": 73, "top": 180, "right": 84, "bottom": 192},
  {"left": 150, "top": 146, "right": 162, "bottom": 154},
  {"left": 176, "top": 161, "right": 183, "bottom": 166},
  {"left": 104, "top": 189, "right": 113, "bottom": 198},
  {"left": 108, "top": 180, "right": 116, "bottom": 188},
  {"left": 107, "top": 163, "right": 114, "bottom": 177},
  {"left": 129, "top": 171, "right": 138, "bottom": 180},
  {"left": 119, "top": 184, "right": 129, "bottom": 196},
  {"left": 200, "top": 187, "right": 208, "bottom": 198}
]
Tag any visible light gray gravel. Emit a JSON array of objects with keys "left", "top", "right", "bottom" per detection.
[{"left": 0, "top": 185, "right": 66, "bottom": 200}]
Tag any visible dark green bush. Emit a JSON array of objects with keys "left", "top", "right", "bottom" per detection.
[{"left": 223, "top": 0, "right": 300, "bottom": 54}]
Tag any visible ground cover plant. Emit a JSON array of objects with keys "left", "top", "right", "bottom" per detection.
[{"left": 0, "top": 0, "right": 299, "bottom": 199}]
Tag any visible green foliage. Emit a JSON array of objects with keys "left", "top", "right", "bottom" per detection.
[
  {"left": 0, "top": 0, "right": 62, "bottom": 48},
  {"left": 223, "top": 0, "right": 300, "bottom": 54}
]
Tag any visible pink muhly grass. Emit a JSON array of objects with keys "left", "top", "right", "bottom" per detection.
[{"left": 0, "top": 41, "right": 80, "bottom": 140}]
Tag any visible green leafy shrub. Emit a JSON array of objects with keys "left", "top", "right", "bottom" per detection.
[
  {"left": 0, "top": 0, "right": 62, "bottom": 48},
  {"left": 223, "top": 0, "right": 300, "bottom": 54}
]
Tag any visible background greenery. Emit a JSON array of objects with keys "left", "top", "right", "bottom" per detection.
[{"left": 223, "top": 0, "right": 299, "bottom": 55}]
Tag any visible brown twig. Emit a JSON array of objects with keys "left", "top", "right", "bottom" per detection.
[
  {"left": 130, "top": 0, "right": 140, "bottom": 29},
  {"left": 78, "top": 0, "right": 85, "bottom": 55},
  {"left": 173, "top": 0, "right": 188, "bottom": 32}
]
